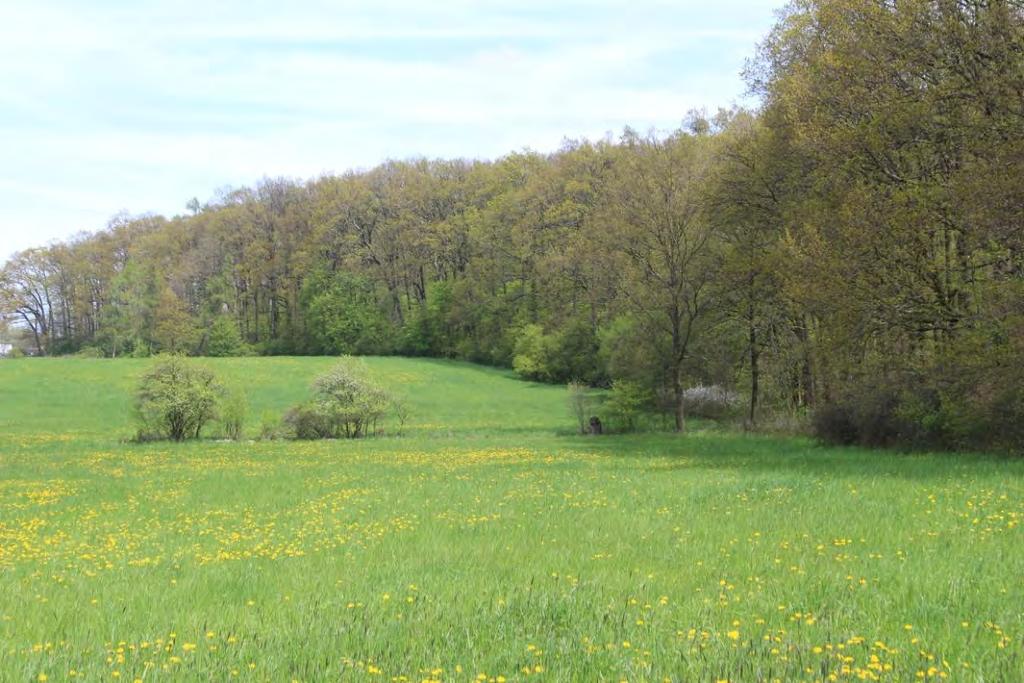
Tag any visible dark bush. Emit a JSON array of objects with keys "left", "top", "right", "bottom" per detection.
[
  {"left": 813, "top": 342, "right": 1024, "bottom": 455},
  {"left": 283, "top": 403, "right": 334, "bottom": 440},
  {"left": 811, "top": 402, "right": 859, "bottom": 446},
  {"left": 813, "top": 382, "right": 910, "bottom": 449}
]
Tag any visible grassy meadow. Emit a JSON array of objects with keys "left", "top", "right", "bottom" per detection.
[{"left": 0, "top": 357, "right": 1022, "bottom": 682}]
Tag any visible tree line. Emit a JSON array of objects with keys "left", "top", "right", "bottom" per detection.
[{"left": 2, "top": 0, "right": 1022, "bottom": 451}]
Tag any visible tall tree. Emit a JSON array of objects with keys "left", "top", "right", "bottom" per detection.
[{"left": 594, "top": 129, "right": 721, "bottom": 431}]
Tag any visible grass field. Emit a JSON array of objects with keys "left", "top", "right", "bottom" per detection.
[{"left": 0, "top": 357, "right": 1022, "bottom": 682}]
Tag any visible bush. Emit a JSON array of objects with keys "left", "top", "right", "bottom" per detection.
[
  {"left": 604, "top": 380, "right": 652, "bottom": 432},
  {"left": 258, "top": 410, "right": 283, "bottom": 441},
  {"left": 74, "top": 346, "right": 106, "bottom": 359},
  {"left": 513, "top": 321, "right": 602, "bottom": 385},
  {"left": 811, "top": 402, "right": 860, "bottom": 446},
  {"left": 812, "top": 381, "right": 908, "bottom": 449},
  {"left": 567, "top": 381, "right": 597, "bottom": 434},
  {"left": 302, "top": 270, "right": 391, "bottom": 355},
  {"left": 812, "top": 359, "right": 1024, "bottom": 454},
  {"left": 513, "top": 324, "right": 559, "bottom": 381},
  {"left": 682, "top": 384, "right": 741, "bottom": 420},
  {"left": 284, "top": 357, "right": 397, "bottom": 439},
  {"left": 134, "top": 356, "right": 224, "bottom": 441},
  {"left": 283, "top": 403, "right": 334, "bottom": 440},
  {"left": 220, "top": 389, "right": 247, "bottom": 440}
]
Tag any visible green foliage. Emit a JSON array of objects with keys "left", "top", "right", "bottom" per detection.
[
  {"left": 512, "top": 324, "right": 557, "bottom": 381},
  {"left": 282, "top": 403, "right": 333, "bottom": 440},
  {"left": 603, "top": 380, "right": 652, "bottom": 433},
  {"left": 513, "top": 320, "right": 602, "bottom": 384},
  {"left": 813, "top": 330, "right": 1024, "bottom": 455},
  {"left": 134, "top": 356, "right": 224, "bottom": 441},
  {"left": 400, "top": 280, "right": 459, "bottom": 357},
  {"left": 1, "top": 1, "right": 1021, "bottom": 453},
  {"left": 151, "top": 286, "right": 199, "bottom": 355},
  {"left": 284, "top": 357, "right": 395, "bottom": 439},
  {"left": 220, "top": 388, "right": 248, "bottom": 440},
  {"left": 598, "top": 316, "right": 666, "bottom": 388},
  {"left": 258, "top": 410, "right": 283, "bottom": 441},
  {"left": 302, "top": 270, "right": 390, "bottom": 355},
  {"left": 205, "top": 314, "right": 250, "bottom": 357}
]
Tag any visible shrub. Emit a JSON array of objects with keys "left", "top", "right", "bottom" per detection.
[
  {"left": 512, "top": 324, "right": 558, "bottom": 381},
  {"left": 283, "top": 403, "right": 333, "bottom": 440},
  {"left": 811, "top": 402, "right": 860, "bottom": 446},
  {"left": 74, "top": 346, "right": 105, "bottom": 359},
  {"left": 302, "top": 270, "right": 391, "bottom": 355},
  {"left": 220, "top": 388, "right": 248, "bottom": 440},
  {"left": 812, "top": 381, "right": 906, "bottom": 448},
  {"left": 284, "top": 357, "right": 396, "bottom": 439},
  {"left": 392, "top": 397, "right": 410, "bottom": 436},
  {"left": 134, "top": 356, "right": 224, "bottom": 441},
  {"left": 513, "top": 321, "right": 603, "bottom": 385},
  {"left": 682, "top": 384, "right": 741, "bottom": 420},
  {"left": 604, "top": 380, "right": 652, "bottom": 432},
  {"left": 258, "top": 410, "right": 283, "bottom": 441},
  {"left": 567, "top": 381, "right": 596, "bottom": 434},
  {"left": 810, "top": 316, "right": 1024, "bottom": 455}
]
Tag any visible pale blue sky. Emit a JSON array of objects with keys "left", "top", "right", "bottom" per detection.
[{"left": 0, "top": 0, "right": 780, "bottom": 261}]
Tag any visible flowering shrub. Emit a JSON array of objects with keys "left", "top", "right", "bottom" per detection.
[{"left": 682, "top": 384, "right": 741, "bottom": 420}]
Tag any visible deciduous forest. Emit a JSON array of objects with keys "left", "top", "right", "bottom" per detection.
[{"left": 3, "top": 0, "right": 1022, "bottom": 452}]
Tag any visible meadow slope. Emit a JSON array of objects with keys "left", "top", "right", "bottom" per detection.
[{"left": 0, "top": 357, "right": 1021, "bottom": 681}]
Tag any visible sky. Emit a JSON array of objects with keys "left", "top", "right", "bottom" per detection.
[{"left": 0, "top": 0, "right": 781, "bottom": 262}]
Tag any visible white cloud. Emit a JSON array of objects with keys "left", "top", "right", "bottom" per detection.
[{"left": 0, "top": 0, "right": 780, "bottom": 260}]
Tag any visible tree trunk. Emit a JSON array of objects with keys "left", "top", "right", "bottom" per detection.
[
  {"left": 749, "top": 324, "right": 759, "bottom": 428},
  {"left": 674, "top": 368, "right": 687, "bottom": 433}
]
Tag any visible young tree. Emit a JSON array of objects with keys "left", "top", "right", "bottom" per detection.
[{"left": 152, "top": 286, "right": 199, "bottom": 354}]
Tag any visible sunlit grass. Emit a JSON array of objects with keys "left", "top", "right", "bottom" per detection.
[{"left": 0, "top": 357, "right": 1021, "bottom": 681}]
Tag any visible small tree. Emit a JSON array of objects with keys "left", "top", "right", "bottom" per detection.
[
  {"left": 567, "top": 381, "right": 594, "bottom": 435},
  {"left": 134, "top": 356, "right": 224, "bottom": 441},
  {"left": 285, "top": 357, "right": 397, "bottom": 439},
  {"left": 220, "top": 388, "right": 248, "bottom": 440},
  {"left": 604, "top": 380, "right": 652, "bottom": 433},
  {"left": 205, "top": 314, "right": 249, "bottom": 357}
]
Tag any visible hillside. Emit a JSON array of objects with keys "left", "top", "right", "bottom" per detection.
[{"left": 0, "top": 356, "right": 568, "bottom": 440}]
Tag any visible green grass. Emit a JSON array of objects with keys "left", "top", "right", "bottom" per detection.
[{"left": 0, "top": 356, "right": 1021, "bottom": 682}]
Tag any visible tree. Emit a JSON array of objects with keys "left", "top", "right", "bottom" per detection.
[
  {"left": 204, "top": 313, "right": 248, "bottom": 357},
  {"left": 708, "top": 111, "right": 798, "bottom": 425},
  {"left": 593, "top": 129, "right": 721, "bottom": 432},
  {"left": 0, "top": 248, "right": 57, "bottom": 354},
  {"left": 301, "top": 269, "right": 389, "bottom": 355},
  {"left": 151, "top": 285, "right": 199, "bottom": 354}
]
